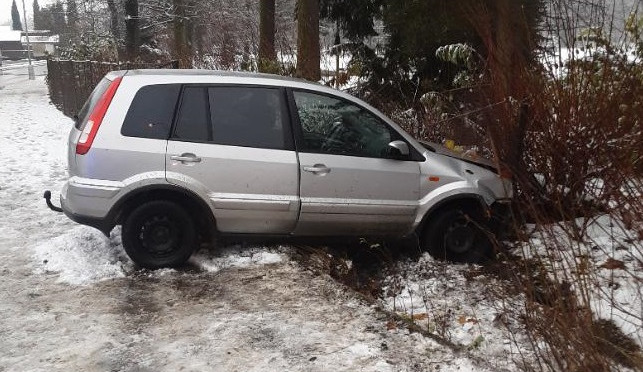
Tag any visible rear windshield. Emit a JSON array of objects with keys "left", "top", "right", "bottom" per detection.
[{"left": 75, "top": 77, "right": 111, "bottom": 130}]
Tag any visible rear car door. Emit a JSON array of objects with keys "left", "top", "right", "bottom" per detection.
[
  {"left": 290, "top": 89, "right": 421, "bottom": 236},
  {"left": 166, "top": 85, "right": 300, "bottom": 234}
]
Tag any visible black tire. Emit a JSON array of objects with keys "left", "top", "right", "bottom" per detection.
[
  {"left": 421, "top": 206, "right": 494, "bottom": 264},
  {"left": 122, "top": 200, "right": 196, "bottom": 269}
]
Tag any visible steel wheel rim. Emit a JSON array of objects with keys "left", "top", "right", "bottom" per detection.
[
  {"left": 444, "top": 219, "right": 476, "bottom": 254},
  {"left": 139, "top": 215, "right": 181, "bottom": 258}
]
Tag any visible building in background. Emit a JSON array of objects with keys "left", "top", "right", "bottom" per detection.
[
  {"left": 0, "top": 25, "right": 58, "bottom": 60},
  {"left": 23, "top": 31, "right": 59, "bottom": 58},
  {"left": 0, "top": 26, "right": 23, "bottom": 59}
]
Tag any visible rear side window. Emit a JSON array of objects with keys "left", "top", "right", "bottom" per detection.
[
  {"left": 209, "top": 87, "right": 287, "bottom": 149},
  {"left": 76, "top": 77, "right": 111, "bottom": 130},
  {"left": 172, "top": 87, "right": 210, "bottom": 141},
  {"left": 121, "top": 84, "right": 181, "bottom": 139},
  {"left": 172, "top": 86, "right": 290, "bottom": 150}
]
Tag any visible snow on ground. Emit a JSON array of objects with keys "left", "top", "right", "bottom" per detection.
[
  {"left": 380, "top": 254, "right": 534, "bottom": 370},
  {"left": 381, "top": 214, "right": 643, "bottom": 369},
  {"left": 519, "top": 215, "right": 643, "bottom": 347},
  {"left": 32, "top": 226, "right": 130, "bottom": 285},
  {"left": 32, "top": 225, "right": 292, "bottom": 286},
  {"left": 189, "top": 244, "right": 291, "bottom": 274},
  {"left": 0, "top": 65, "right": 70, "bottom": 243},
  {"left": 0, "top": 64, "right": 502, "bottom": 372}
]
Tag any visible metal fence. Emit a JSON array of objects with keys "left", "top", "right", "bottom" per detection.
[{"left": 46, "top": 59, "right": 179, "bottom": 118}]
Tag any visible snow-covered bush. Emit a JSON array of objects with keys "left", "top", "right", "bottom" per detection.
[{"left": 58, "top": 34, "right": 119, "bottom": 61}]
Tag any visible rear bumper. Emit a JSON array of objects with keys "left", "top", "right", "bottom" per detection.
[
  {"left": 58, "top": 177, "right": 123, "bottom": 235},
  {"left": 61, "top": 204, "right": 113, "bottom": 236},
  {"left": 60, "top": 177, "right": 122, "bottom": 217}
]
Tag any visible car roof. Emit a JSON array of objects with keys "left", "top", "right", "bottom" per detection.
[
  {"left": 111, "top": 68, "right": 367, "bottom": 108},
  {"left": 119, "top": 69, "right": 325, "bottom": 90}
]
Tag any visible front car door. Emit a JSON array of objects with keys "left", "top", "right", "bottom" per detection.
[
  {"left": 290, "top": 89, "right": 421, "bottom": 236},
  {"left": 166, "top": 85, "right": 300, "bottom": 234}
]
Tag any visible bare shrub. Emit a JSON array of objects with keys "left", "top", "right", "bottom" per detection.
[{"left": 453, "top": 1, "right": 643, "bottom": 370}]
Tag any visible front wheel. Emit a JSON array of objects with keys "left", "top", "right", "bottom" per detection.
[
  {"left": 421, "top": 206, "right": 494, "bottom": 264},
  {"left": 122, "top": 200, "right": 196, "bottom": 269}
]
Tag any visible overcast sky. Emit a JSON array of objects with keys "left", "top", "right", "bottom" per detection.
[{"left": 0, "top": 0, "right": 52, "bottom": 27}]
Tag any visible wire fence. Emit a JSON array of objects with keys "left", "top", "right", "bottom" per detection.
[{"left": 46, "top": 59, "right": 179, "bottom": 118}]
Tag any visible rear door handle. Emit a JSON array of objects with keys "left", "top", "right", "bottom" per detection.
[
  {"left": 303, "top": 164, "right": 331, "bottom": 175},
  {"left": 171, "top": 153, "right": 202, "bottom": 163}
]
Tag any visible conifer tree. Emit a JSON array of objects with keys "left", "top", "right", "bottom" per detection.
[
  {"left": 66, "top": 0, "right": 78, "bottom": 32},
  {"left": 11, "top": 0, "right": 23, "bottom": 31},
  {"left": 321, "top": 0, "right": 545, "bottom": 104},
  {"left": 50, "top": 1, "right": 66, "bottom": 36},
  {"left": 33, "top": 0, "right": 42, "bottom": 30}
]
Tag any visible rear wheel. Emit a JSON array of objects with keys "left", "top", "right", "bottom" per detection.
[
  {"left": 421, "top": 206, "right": 494, "bottom": 264},
  {"left": 122, "top": 200, "right": 196, "bottom": 269}
]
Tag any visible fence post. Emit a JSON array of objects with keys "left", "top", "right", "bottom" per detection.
[{"left": 63, "top": 60, "right": 74, "bottom": 117}]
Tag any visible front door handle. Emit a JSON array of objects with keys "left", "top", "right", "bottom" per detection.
[
  {"left": 171, "top": 153, "right": 202, "bottom": 164},
  {"left": 303, "top": 164, "right": 331, "bottom": 175}
]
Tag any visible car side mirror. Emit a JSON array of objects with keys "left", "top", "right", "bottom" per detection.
[{"left": 387, "top": 140, "right": 410, "bottom": 158}]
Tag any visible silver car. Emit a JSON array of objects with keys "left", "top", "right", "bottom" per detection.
[{"left": 45, "top": 70, "right": 512, "bottom": 268}]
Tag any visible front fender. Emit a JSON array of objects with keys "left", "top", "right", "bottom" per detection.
[{"left": 413, "top": 181, "right": 496, "bottom": 229}]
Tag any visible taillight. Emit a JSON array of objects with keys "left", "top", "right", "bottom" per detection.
[{"left": 76, "top": 76, "right": 123, "bottom": 155}]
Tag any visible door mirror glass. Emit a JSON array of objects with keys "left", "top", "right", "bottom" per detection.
[{"left": 388, "top": 140, "right": 410, "bottom": 157}]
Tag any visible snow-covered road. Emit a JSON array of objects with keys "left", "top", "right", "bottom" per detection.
[{"left": 0, "top": 68, "right": 497, "bottom": 371}]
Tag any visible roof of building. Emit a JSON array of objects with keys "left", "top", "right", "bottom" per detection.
[{"left": 0, "top": 26, "right": 21, "bottom": 42}]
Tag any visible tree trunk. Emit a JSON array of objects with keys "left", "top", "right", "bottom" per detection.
[
  {"left": 258, "top": 0, "right": 277, "bottom": 72},
  {"left": 173, "top": 0, "right": 193, "bottom": 68},
  {"left": 464, "top": 0, "right": 533, "bottom": 175},
  {"left": 124, "top": 0, "right": 139, "bottom": 60},
  {"left": 107, "top": 0, "right": 119, "bottom": 41},
  {"left": 488, "top": 0, "right": 530, "bottom": 174},
  {"left": 296, "top": 0, "right": 320, "bottom": 81}
]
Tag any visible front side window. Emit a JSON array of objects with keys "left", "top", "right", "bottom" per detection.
[
  {"left": 172, "top": 86, "right": 289, "bottom": 150},
  {"left": 293, "top": 91, "right": 394, "bottom": 158}
]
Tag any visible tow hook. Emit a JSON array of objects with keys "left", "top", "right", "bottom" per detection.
[{"left": 44, "top": 190, "right": 63, "bottom": 213}]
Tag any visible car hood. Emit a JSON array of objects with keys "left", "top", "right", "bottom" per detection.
[{"left": 418, "top": 140, "right": 498, "bottom": 173}]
